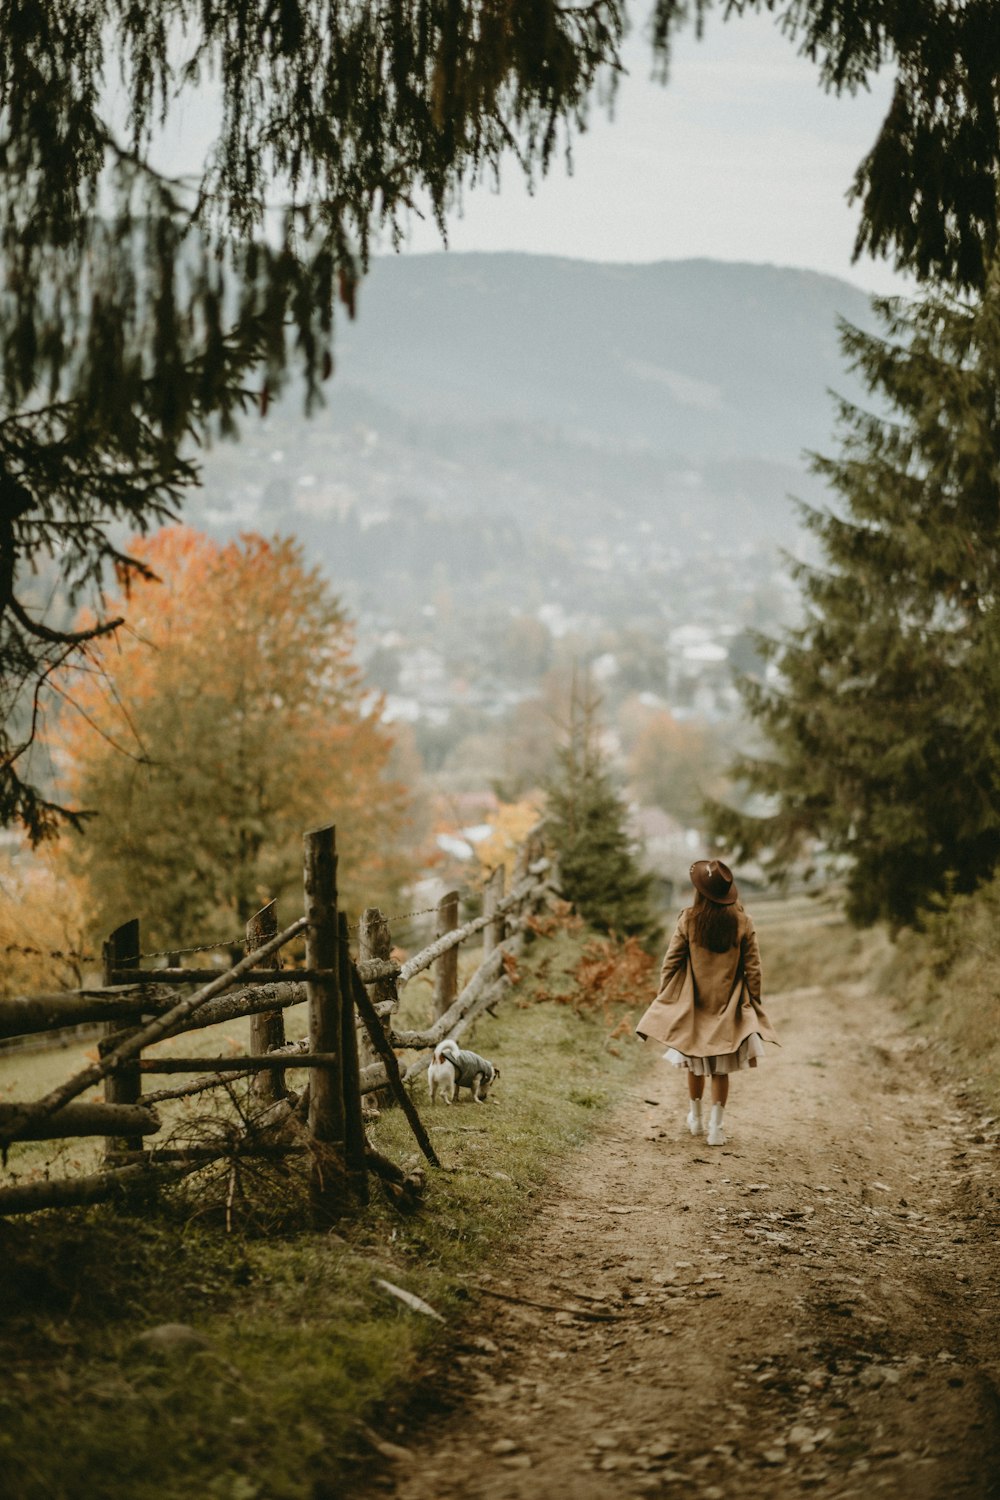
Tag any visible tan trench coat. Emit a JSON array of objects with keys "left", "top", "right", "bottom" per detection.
[{"left": 635, "top": 905, "right": 779, "bottom": 1057}]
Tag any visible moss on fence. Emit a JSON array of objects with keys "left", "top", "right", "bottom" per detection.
[{"left": 0, "top": 925, "right": 651, "bottom": 1500}]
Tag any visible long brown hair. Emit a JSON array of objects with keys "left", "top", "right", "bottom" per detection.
[{"left": 690, "top": 890, "right": 739, "bottom": 953}]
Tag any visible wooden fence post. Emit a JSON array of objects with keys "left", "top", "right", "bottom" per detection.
[
  {"left": 303, "top": 825, "right": 346, "bottom": 1224},
  {"left": 338, "top": 913, "right": 369, "bottom": 1204},
  {"left": 358, "top": 907, "right": 395, "bottom": 1079},
  {"left": 433, "top": 890, "right": 459, "bottom": 1018},
  {"left": 247, "top": 901, "right": 286, "bottom": 1108},
  {"left": 483, "top": 866, "right": 506, "bottom": 959},
  {"left": 102, "top": 919, "right": 142, "bottom": 1160}
]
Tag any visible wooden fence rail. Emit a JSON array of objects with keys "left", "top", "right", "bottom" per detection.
[
  {"left": 0, "top": 918, "right": 307, "bottom": 1149},
  {"left": 0, "top": 823, "right": 554, "bottom": 1220},
  {"left": 0, "top": 987, "right": 178, "bottom": 1041},
  {"left": 0, "top": 1101, "right": 161, "bottom": 1141}
]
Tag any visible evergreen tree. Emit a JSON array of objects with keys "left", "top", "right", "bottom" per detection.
[
  {"left": 545, "top": 676, "right": 660, "bottom": 944},
  {"left": 0, "top": 0, "right": 621, "bottom": 840},
  {"left": 713, "top": 269, "right": 1000, "bottom": 929},
  {"left": 6, "top": 0, "right": 1000, "bottom": 837}
]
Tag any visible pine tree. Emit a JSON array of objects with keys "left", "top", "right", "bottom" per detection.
[
  {"left": 545, "top": 676, "right": 660, "bottom": 944},
  {"left": 7, "top": 0, "right": 1000, "bottom": 837},
  {"left": 714, "top": 269, "right": 1000, "bottom": 929},
  {"left": 0, "top": 0, "right": 623, "bottom": 840}
]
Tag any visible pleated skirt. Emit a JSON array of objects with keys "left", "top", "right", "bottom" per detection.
[{"left": 662, "top": 1032, "right": 765, "bottom": 1076}]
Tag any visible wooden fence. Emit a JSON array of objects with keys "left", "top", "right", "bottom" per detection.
[{"left": 0, "top": 824, "right": 553, "bottom": 1222}]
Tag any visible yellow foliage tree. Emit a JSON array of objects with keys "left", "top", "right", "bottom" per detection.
[
  {"left": 473, "top": 798, "right": 544, "bottom": 887},
  {"left": 58, "top": 528, "right": 415, "bottom": 950},
  {"left": 0, "top": 847, "right": 93, "bottom": 997}
]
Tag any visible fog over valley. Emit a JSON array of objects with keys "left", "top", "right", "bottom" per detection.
[{"left": 187, "top": 251, "right": 880, "bottom": 849}]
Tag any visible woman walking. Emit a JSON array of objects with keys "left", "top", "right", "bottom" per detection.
[{"left": 635, "top": 859, "right": 778, "bottom": 1146}]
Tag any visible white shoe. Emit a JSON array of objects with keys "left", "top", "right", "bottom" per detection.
[
  {"left": 707, "top": 1104, "right": 726, "bottom": 1147},
  {"left": 686, "top": 1101, "right": 703, "bottom": 1136}
]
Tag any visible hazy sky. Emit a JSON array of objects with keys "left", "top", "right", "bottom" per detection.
[{"left": 397, "top": 8, "right": 910, "bottom": 297}]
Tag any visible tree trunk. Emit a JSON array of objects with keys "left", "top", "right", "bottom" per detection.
[{"left": 0, "top": 986, "right": 174, "bottom": 1042}]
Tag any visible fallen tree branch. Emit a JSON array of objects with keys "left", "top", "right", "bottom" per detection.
[
  {"left": 138, "top": 1052, "right": 338, "bottom": 1073},
  {"left": 356, "top": 958, "right": 402, "bottom": 985},
  {"left": 105, "top": 1144, "right": 308, "bottom": 1164},
  {"left": 108, "top": 957, "right": 400, "bottom": 986},
  {"left": 143, "top": 1069, "right": 255, "bottom": 1105},
  {"left": 110, "top": 966, "right": 327, "bottom": 985}
]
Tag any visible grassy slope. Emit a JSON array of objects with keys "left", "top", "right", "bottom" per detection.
[
  {"left": 750, "top": 893, "right": 892, "bottom": 994},
  {"left": 753, "top": 886, "right": 1000, "bottom": 1116},
  {"left": 878, "top": 875, "right": 1000, "bottom": 1114},
  {"left": 0, "top": 926, "right": 649, "bottom": 1500}
]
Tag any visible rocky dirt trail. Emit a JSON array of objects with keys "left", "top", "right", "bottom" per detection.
[{"left": 362, "top": 967, "right": 1000, "bottom": 1499}]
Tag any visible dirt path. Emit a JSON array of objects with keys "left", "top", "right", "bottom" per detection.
[{"left": 363, "top": 973, "right": 1000, "bottom": 1499}]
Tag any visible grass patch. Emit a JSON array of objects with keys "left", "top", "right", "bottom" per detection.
[
  {"left": 753, "top": 887, "right": 1000, "bottom": 1115},
  {"left": 878, "top": 875, "right": 1000, "bottom": 1115},
  {"left": 752, "top": 894, "right": 891, "bottom": 994},
  {"left": 0, "top": 924, "right": 648, "bottom": 1500}
]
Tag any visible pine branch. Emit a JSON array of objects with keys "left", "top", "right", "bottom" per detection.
[{"left": 8, "top": 596, "right": 123, "bottom": 648}]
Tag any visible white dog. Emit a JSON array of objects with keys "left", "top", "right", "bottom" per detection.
[{"left": 427, "top": 1038, "right": 500, "bottom": 1105}]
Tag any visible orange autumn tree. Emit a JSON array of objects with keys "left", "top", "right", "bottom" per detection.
[
  {"left": 60, "top": 527, "right": 414, "bottom": 950},
  {"left": 627, "top": 709, "right": 721, "bottom": 830}
]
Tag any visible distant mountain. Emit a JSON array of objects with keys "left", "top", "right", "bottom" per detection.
[
  {"left": 334, "top": 253, "right": 877, "bottom": 462},
  {"left": 194, "top": 252, "right": 881, "bottom": 564}
]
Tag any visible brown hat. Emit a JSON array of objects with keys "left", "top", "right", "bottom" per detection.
[{"left": 690, "top": 858, "right": 739, "bottom": 906}]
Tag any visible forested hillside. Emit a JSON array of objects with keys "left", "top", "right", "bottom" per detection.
[{"left": 192, "top": 252, "right": 879, "bottom": 563}]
